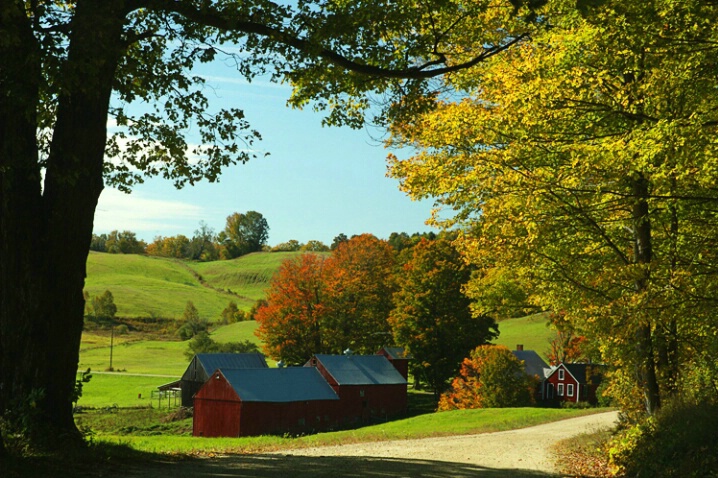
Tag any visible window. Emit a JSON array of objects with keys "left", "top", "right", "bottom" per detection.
[
  {"left": 567, "top": 384, "right": 574, "bottom": 397},
  {"left": 558, "top": 383, "right": 564, "bottom": 397},
  {"left": 558, "top": 369, "right": 565, "bottom": 381}
]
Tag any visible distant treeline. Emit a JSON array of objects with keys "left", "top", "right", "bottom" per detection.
[{"left": 91, "top": 209, "right": 438, "bottom": 261}]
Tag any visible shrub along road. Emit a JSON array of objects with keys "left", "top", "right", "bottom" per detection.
[{"left": 114, "top": 411, "right": 619, "bottom": 478}]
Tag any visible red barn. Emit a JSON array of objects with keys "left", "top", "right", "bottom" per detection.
[
  {"left": 193, "top": 367, "right": 339, "bottom": 437},
  {"left": 307, "top": 354, "right": 407, "bottom": 424},
  {"left": 180, "top": 353, "right": 268, "bottom": 407},
  {"left": 542, "top": 363, "right": 605, "bottom": 405}
]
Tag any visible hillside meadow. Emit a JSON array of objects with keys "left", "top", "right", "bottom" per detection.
[{"left": 84, "top": 251, "right": 300, "bottom": 319}]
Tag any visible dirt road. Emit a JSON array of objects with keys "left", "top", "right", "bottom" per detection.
[{"left": 117, "top": 411, "right": 619, "bottom": 478}]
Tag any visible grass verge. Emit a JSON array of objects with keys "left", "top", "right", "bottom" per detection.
[{"left": 93, "top": 407, "right": 611, "bottom": 455}]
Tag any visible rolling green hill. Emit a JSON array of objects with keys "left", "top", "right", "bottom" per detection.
[
  {"left": 84, "top": 251, "right": 300, "bottom": 320},
  {"left": 492, "top": 312, "right": 554, "bottom": 360}
]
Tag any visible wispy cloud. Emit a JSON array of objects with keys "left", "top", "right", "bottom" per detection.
[{"left": 94, "top": 188, "right": 204, "bottom": 237}]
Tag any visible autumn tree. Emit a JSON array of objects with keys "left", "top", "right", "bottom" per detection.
[
  {"left": 389, "top": 237, "right": 498, "bottom": 397},
  {"left": 0, "top": 0, "right": 543, "bottom": 453},
  {"left": 322, "top": 234, "right": 397, "bottom": 354},
  {"left": 222, "top": 211, "right": 269, "bottom": 258},
  {"left": 145, "top": 234, "right": 191, "bottom": 258},
  {"left": 257, "top": 235, "right": 398, "bottom": 364},
  {"left": 439, "top": 345, "right": 536, "bottom": 410},
  {"left": 255, "top": 253, "right": 329, "bottom": 365},
  {"left": 389, "top": 0, "right": 718, "bottom": 415}
]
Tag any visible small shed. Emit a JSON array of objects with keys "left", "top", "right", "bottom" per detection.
[
  {"left": 181, "top": 353, "right": 268, "bottom": 407},
  {"left": 542, "top": 362, "right": 605, "bottom": 405},
  {"left": 307, "top": 354, "right": 407, "bottom": 424},
  {"left": 377, "top": 346, "right": 412, "bottom": 380},
  {"left": 193, "top": 367, "right": 340, "bottom": 437}
]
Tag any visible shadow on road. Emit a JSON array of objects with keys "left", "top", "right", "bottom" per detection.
[{"left": 123, "top": 454, "right": 559, "bottom": 478}]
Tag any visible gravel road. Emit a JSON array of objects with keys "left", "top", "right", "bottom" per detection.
[{"left": 117, "top": 411, "right": 618, "bottom": 478}]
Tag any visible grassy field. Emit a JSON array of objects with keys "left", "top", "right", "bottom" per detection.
[
  {"left": 193, "top": 252, "right": 309, "bottom": 303},
  {"left": 79, "top": 335, "right": 188, "bottom": 376},
  {"left": 492, "top": 313, "right": 554, "bottom": 360},
  {"left": 85, "top": 251, "right": 300, "bottom": 320},
  {"left": 76, "top": 374, "right": 174, "bottom": 409},
  {"left": 79, "top": 320, "right": 262, "bottom": 375}
]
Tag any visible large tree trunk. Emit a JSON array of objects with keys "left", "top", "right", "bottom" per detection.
[
  {"left": 0, "top": 0, "right": 126, "bottom": 450},
  {"left": 0, "top": 0, "right": 45, "bottom": 450}
]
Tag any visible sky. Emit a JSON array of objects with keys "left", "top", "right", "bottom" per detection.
[{"left": 94, "top": 57, "right": 438, "bottom": 247}]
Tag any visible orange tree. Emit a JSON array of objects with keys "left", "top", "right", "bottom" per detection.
[
  {"left": 439, "top": 345, "right": 535, "bottom": 410},
  {"left": 322, "top": 234, "right": 397, "bottom": 355},
  {"left": 255, "top": 253, "right": 328, "bottom": 365},
  {"left": 256, "top": 235, "right": 397, "bottom": 364},
  {"left": 389, "top": 237, "right": 497, "bottom": 397}
]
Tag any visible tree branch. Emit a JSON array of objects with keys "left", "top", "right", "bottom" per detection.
[{"left": 136, "top": 0, "right": 528, "bottom": 79}]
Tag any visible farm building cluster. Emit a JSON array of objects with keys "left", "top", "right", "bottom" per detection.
[
  {"left": 161, "top": 347, "right": 411, "bottom": 437},
  {"left": 159, "top": 345, "right": 602, "bottom": 438}
]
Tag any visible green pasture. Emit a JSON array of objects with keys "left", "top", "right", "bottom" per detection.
[
  {"left": 79, "top": 336, "right": 188, "bottom": 376},
  {"left": 492, "top": 313, "right": 554, "bottom": 360},
  {"left": 76, "top": 374, "right": 175, "bottom": 409},
  {"left": 193, "top": 251, "right": 306, "bottom": 304},
  {"left": 85, "top": 252, "right": 234, "bottom": 320},
  {"left": 95, "top": 407, "right": 610, "bottom": 454},
  {"left": 210, "top": 320, "right": 260, "bottom": 344},
  {"left": 84, "top": 251, "right": 297, "bottom": 320},
  {"left": 79, "top": 321, "right": 262, "bottom": 377}
]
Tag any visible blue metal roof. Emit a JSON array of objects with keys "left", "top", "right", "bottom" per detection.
[
  {"left": 512, "top": 350, "right": 550, "bottom": 377},
  {"left": 196, "top": 353, "right": 268, "bottom": 375},
  {"left": 218, "top": 367, "right": 339, "bottom": 403},
  {"left": 312, "top": 354, "right": 407, "bottom": 386}
]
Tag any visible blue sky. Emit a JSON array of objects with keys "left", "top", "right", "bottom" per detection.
[{"left": 95, "top": 64, "right": 437, "bottom": 247}]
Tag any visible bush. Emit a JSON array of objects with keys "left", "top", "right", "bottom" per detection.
[
  {"left": 438, "top": 345, "right": 536, "bottom": 410},
  {"left": 184, "top": 331, "right": 260, "bottom": 359},
  {"left": 176, "top": 301, "right": 208, "bottom": 340},
  {"left": 609, "top": 399, "right": 718, "bottom": 477}
]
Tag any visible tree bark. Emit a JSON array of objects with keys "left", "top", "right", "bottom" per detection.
[
  {"left": 1, "top": 0, "right": 127, "bottom": 449},
  {"left": 0, "top": 0, "right": 44, "bottom": 451},
  {"left": 631, "top": 172, "right": 661, "bottom": 415}
]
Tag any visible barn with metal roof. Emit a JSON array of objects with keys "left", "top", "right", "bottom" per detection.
[
  {"left": 181, "top": 353, "right": 268, "bottom": 407},
  {"left": 307, "top": 354, "right": 408, "bottom": 424},
  {"left": 193, "top": 367, "right": 340, "bottom": 437}
]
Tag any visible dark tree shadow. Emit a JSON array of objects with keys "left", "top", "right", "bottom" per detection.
[
  {"left": 120, "top": 454, "right": 559, "bottom": 478},
  {"left": 2, "top": 448, "right": 562, "bottom": 478}
]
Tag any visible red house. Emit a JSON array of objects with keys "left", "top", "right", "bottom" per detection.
[
  {"left": 542, "top": 363, "right": 605, "bottom": 405},
  {"left": 193, "top": 367, "right": 339, "bottom": 437},
  {"left": 307, "top": 354, "right": 407, "bottom": 424}
]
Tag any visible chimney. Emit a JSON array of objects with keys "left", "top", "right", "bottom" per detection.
[{"left": 517, "top": 344, "right": 524, "bottom": 351}]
